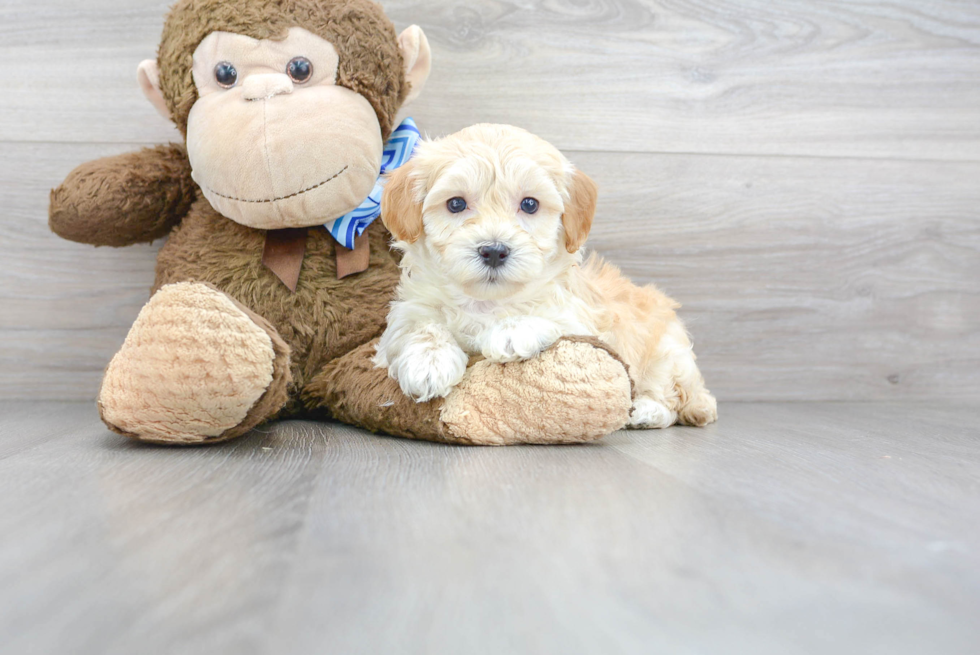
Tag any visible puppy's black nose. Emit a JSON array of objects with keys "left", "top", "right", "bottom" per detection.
[{"left": 478, "top": 243, "right": 510, "bottom": 269}]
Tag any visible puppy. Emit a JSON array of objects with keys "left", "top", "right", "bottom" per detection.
[{"left": 373, "top": 124, "right": 717, "bottom": 429}]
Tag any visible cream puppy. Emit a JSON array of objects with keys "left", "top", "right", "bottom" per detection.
[{"left": 373, "top": 124, "right": 717, "bottom": 429}]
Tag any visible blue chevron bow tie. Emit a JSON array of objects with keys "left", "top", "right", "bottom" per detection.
[{"left": 324, "top": 117, "right": 421, "bottom": 249}]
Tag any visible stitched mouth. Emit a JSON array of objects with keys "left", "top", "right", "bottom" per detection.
[{"left": 204, "top": 166, "right": 348, "bottom": 204}]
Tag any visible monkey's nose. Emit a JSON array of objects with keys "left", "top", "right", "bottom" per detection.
[
  {"left": 241, "top": 74, "right": 294, "bottom": 101},
  {"left": 478, "top": 243, "right": 511, "bottom": 269}
]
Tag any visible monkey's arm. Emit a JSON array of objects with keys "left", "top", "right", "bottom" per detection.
[{"left": 49, "top": 144, "right": 195, "bottom": 247}]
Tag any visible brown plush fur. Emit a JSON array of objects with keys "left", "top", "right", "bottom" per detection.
[
  {"left": 158, "top": 0, "right": 408, "bottom": 140},
  {"left": 50, "top": 144, "right": 195, "bottom": 247},
  {"left": 153, "top": 203, "right": 401, "bottom": 415},
  {"left": 301, "top": 339, "right": 455, "bottom": 443}
]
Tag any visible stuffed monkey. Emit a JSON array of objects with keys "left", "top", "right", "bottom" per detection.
[{"left": 49, "top": 0, "right": 633, "bottom": 445}]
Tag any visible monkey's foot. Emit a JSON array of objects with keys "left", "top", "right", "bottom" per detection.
[
  {"left": 306, "top": 336, "right": 632, "bottom": 445},
  {"left": 99, "top": 282, "right": 291, "bottom": 445},
  {"left": 440, "top": 337, "right": 633, "bottom": 444}
]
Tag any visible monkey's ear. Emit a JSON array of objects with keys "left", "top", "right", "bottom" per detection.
[
  {"left": 398, "top": 26, "right": 431, "bottom": 105},
  {"left": 137, "top": 60, "right": 171, "bottom": 121},
  {"left": 382, "top": 160, "right": 424, "bottom": 244},
  {"left": 562, "top": 169, "right": 599, "bottom": 253}
]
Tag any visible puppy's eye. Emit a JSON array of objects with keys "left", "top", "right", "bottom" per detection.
[
  {"left": 447, "top": 197, "right": 467, "bottom": 213},
  {"left": 520, "top": 198, "right": 540, "bottom": 214},
  {"left": 287, "top": 57, "right": 313, "bottom": 83},
  {"left": 214, "top": 62, "right": 238, "bottom": 88}
]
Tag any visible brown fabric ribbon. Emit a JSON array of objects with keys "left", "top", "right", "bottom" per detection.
[
  {"left": 335, "top": 232, "right": 371, "bottom": 279},
  {"left": 262, "top": 227, "right": 371, "bottom": 291},
  {"left": 262, "top": 228, "right": 308, "bottom": 292}
]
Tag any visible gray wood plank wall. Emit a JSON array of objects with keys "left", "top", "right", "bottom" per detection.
[{"left": 1, "top": 0, "right": 978, "bottom": 402}]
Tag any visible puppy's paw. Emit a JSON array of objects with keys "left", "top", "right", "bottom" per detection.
[
  {"left": 679, "top": 392, "right": 718, "bottom": 427},
  {"left": 389, "top": 325, "right": 469, "bottom": 403},
  {"left": 396, "top": 344, "right": 468, "bottom": 403},
  {"left": 628, "top": 397, "right": 678, "bottom": 430},
  {"left": 481, "top": 317, "right": 563, "bottom": 363}
]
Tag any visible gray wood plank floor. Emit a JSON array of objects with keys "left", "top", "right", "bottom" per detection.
[{"left": 1, "top": 401, "right": 977, "bottom": 655}]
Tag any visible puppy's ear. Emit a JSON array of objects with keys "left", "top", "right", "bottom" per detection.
[
  {"left": 562, "top": 169, "right": 598, "bottom": 253},
  {"left": 382, "top": 160, "right": 424, "bottom": 243}
]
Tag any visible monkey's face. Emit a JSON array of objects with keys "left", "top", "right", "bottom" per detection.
[{"left": 185, "top": 28, "right": 384, "bottom": 230}]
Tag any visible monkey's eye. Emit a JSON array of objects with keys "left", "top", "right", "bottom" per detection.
[
  {"left": 520, "top": 198, "right": 540, "bottom": 214},
  {"left": 287, "top": 57, "right": 313, "bottom": 83},
  {"left": 447, "top": 197, "right": 467, "bottom": 214},
  {"left": 214, "top": 62, "right": 238, "bottom": 88}
]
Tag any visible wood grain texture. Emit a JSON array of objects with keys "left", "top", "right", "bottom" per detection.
[
  {"left": 2, "top": 0, "right": 979, "bottom": 400},
  {"left": 0, "top": 402, "right": 978, "bottom": 654},
  {"left": 4, "top": 142, "right": 977, "bottom": 401},
  {"left": 585, "top": 151, "right": 980, "bottom": 401},
  {"left": 0, "top": 0, "right": 979, "bottom": 159}
]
